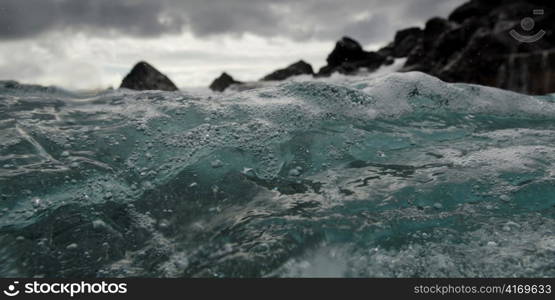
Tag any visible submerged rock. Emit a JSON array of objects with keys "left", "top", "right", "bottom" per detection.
[
  {"left": 262, "top": 60, "right": 314, "bottom": 81},
  {"left": 209, "top": 72, "right": 242, "bottom": 92},
  {"left": 120, "top": 61, "right": 178, "bottom": 92}
]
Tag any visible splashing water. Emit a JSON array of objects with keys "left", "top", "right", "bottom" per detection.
[{"left": 0, "top": 72, "right": 554, "bottom": 277}]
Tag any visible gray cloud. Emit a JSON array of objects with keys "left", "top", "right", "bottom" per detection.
[
  {"left": 0, "top": 0, "right": 184, "bottom": 39},
  {"left": 0, "top": 0, "right": 466, "bottom": 43}
]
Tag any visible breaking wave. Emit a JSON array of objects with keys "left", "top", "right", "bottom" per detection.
[{"left": 1, "top": 72, "right": 554, "bottom": 277}]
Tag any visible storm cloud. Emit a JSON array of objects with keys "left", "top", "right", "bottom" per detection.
[{"left": 0, "top": 0, "right": 464, "bottom": 43}]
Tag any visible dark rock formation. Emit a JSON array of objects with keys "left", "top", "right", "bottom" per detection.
[
  {"left": 209, "top": 72, "right": 242, "bottom": 92},
  {"left": 404, "top": 18, "right": 453, "bottom": 72},
  {"left": 317, "top": 36, "right": 387, "bottom": 77},
  {"left": 0, "top": 80, "right": 64, "bottom": 94},
  {"left": 393, "top": 27, "right": 422, "bottom": 58},
  {"left": 326, "top": 36, "right": 368, "bottom": 66},
  {"left": 377, "top": 43, "right": 394, "bottom": 58},
  {"left": 403, "top": 0, "right": 555, "bottom": 94},
  {"left": 210, "top": 61, "right": 312, "bottom": 92},
  {"left": 206, "top": 0, "right": 555, "bottom": 95},
  {"left": 262, "top": 60, "right": 314, "bottom": 81},
  {"left": 120, "top": 61, "right": 178, "bottom": 91},
  {"left": 317, "top": 0, "right": 555, "bottom": 95},
  {"left": 436, "top": 28, "right": 512, "bottom": 87}
]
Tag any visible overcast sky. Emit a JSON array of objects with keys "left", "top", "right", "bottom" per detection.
[{"left": 0, "top": 0, "right": 466, "bottom": 90}]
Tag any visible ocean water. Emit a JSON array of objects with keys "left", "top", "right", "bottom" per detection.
[{"left": 0, "top": 72, "right": 554, "bottom": 278}]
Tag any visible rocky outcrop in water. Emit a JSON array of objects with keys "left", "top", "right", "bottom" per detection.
[
  {"left": 262, "top": 60, "right": 314, "bottom": 81},
  {"left": 209, "top": 72, "right": 243, "bottom": 92},
  {"left": 210, "top": 61, "right": 314, "bottom": 92},
  {"left": 120, "top": 61, "right": 178, "bottom": 92},
  {"left": 392, "top": 27, "right": 423, "bottom": 58},
  {"left": 207, "top": 0, "right": 555, "bottom": 95},
  {"left": 316, "top": 36, "right": 389, "bottom": 77},
  {"left": 325, "top": 0, "right": 555, "bottom": 95},
  {"left": 423, "top": 0, "right": 555, "bottom": 95}
]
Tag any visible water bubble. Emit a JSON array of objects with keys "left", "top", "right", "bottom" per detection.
[
  {"left": 487, "top": 241, "right": 498, "bottom": 247},
  {"left": 158, "top": 219, "right": 170, "bottom": 228},
  {"left": 173, "top": 255, "right": 189, "bottom": 269},
  {"left": 209, "top": 206, "right": 221, "bottom": 213},
  {"left": 92, "top": 219, "right": 108, "bottom": 230},
  {"left": 211, "top": 160, "right": 224, "bottom": 168},
  {"left": 242, "top": 167, "right": 254, "bottom": 175},
  {"left": 433, "top": 203, "right": 443, "bottom": 210},
  {"left": 31, "top": 197, "right": 42, "bottom": 208},
  {"left": 502, "top": 221, "right": 520, "bottom": 232},
  {"left": 66, "top": 243, "right": 78, "bottom": 250},
  {"left": 289, "top": 166, "right": 303, "bottom": 177}
]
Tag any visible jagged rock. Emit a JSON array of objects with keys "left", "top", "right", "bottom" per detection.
[
  {"left": 209, "top": 72, "right": 242, "bottom": 92},
  {"left": 396, "top": 0, "right": 555, "bottom": 94},
  {"left": 436, "top": 28, "right": 512, "bottom": 87},
  {"left": 393, "top": 27, "right": 422, "bottom": 57},
  {"left": 316, "top": 0, "right": 555, "bottom": 94},
  {"left": 120, "top": 61, "right": 178, "bottom": 91},
  {"left": 419, "top": 17, "right": 452, "bottom": 51},
  {"left": 326, "top": 36, "right": 368, "bottom": 67},
  {"left": 317, "top": 36, "right": 387, "bottom": 76},
  {"left": 403, "top": 19, "right": 451, "bottom": 72},
  {"left": 421, "top": 17, "right": 488, "bottom": 74},
  {"left": 377, "top": 43, "right": 394, "bottom": 58},
  {"left": 262, "top": 60, "right": 314, "bottom": 81}
]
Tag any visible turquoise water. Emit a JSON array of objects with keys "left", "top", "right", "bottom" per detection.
[{"left": 0, "top": 73, "right": 554, "bottom": 277}]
